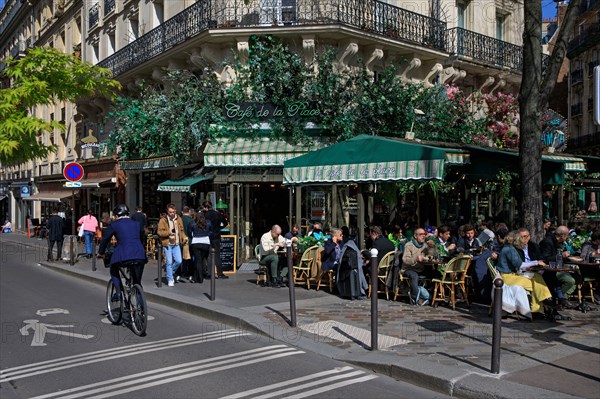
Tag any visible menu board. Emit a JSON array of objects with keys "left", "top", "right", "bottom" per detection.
[{"left": 220, "top": 235, "right": 237, "bottom": 273}]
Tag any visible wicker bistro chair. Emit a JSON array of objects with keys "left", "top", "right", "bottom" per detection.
[
  {"left": 367, "top": 251, "right": 396, "bottom": 300},
  {"left": 315, "top": 248, "right": 338, "bottom": 292},
  {"left": 145, "top": 234, "right": 156, "bottom": 260},
  {"left": 293, "top": 245, "right": 319, "bottom": 289},
  {"left": 431, "top": 255, "right": 472, "bottom": 309},
  {"left": 254, "top": 245, "right": 269, "bottom": 286}
]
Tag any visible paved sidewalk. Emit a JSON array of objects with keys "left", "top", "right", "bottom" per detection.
[{"left": 2, "top": 232, "right": 600, "bottom": 399}]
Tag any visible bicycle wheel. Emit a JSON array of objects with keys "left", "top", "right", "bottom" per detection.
[
  {"left": 128, "top": 284, "right": 147, "bottom": 336},
  {"left": 106, "top": 280, "right": 123, "bottom": 324}
]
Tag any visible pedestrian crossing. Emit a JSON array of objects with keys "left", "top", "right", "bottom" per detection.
[{"left": 2, "top": 330, "right": 378, "bottom": 399}]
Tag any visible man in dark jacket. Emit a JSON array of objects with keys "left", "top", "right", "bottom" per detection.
[
  {"left": 46, "top": 208, "right": 64, "bottom": 262},
  {"left": 202, "top": 200, "right": 228, "bottom": 279},
  {"left": 516, "top": 228, "right": 543, "bottom": 262},
  {"left": 321, "top": 228, "right": 343, "bottom": 272},
  {"left": 539, "top": 225, "right": 576, "bottom": 309},
  {"left": 130, "top": 206, "right": 147, "bottom": 243}
]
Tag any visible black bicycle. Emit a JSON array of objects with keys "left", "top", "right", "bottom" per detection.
[{"left": 106, "top": 261, "right": 147, "bottom": 336}]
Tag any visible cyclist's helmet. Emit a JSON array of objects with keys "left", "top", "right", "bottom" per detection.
[{"left": 113, "top": 204, "right": 129, "bottom": 217}]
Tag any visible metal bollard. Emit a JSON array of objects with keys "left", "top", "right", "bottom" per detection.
[
  {"left": 491, "top": 276, "right": 504, "bottom": 374},
  {"left": 92, "top": 239, "right": 97, "bottom": 271},
  {"left": 156, "top": 236, "right": 163, "bottom": 288},
  {"left": 286, "top": 240, "right": 297, "bottom": 327},
  {"left": 69, "top": 235, "right": 76, "bottom": 265},
  {"left": 210, "top": 247, "right": 215, "bottom": 301},
  {"left": 370, "top": 248, "right": 379, "bottom": 351}
]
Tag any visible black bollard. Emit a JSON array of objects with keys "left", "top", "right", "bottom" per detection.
[
  {"left": 210, "top": 247, "right": 215, "bottom": 301},
  {"left": 156, "top": 236, "right": 162, "bottom": 288},
  {"left": 491, "top": 276, "right": 504, "bottom": 374},
  {"left": 370, "top": 249, "right": 379, "bottom": 351},
  {"left": 92, "top": 238, "right": 97, "bottom": 271},
  {"left": 286, "top": 240, "right": 297, "bottom": 327},
  {"left": 69, "top": 235, "right": 75, "bottom": 265}
]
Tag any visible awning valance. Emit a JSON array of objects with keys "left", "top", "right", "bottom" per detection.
[
  {"left": 204, "top": 138, "right": 319, "bottom": 167},
  {"left": 283, "top": 135, "right": 447, "bottom": 185},
  {"left": 542, "top": 154, "right": 587, "bottom": 172},
  {"left": 23, "top": 191, "right": 72, "bottom": 202},
  {"left": 445, "top": 149, "right": 471, "bottom": 165},
  {"left": 119, "top": 155, "right": 176, "bottom": 170},
  {"left": 157, "top": 175, "right": 213, "bottom": 192}
]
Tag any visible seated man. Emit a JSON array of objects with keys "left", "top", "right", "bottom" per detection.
[
  {"left": 539, "top": 225, "right": 577, "bottom": 309},
  {"left": 432, "top": 225, "right": 457, "bottom": 256},
  {"left": 401, "top": 228, "right": 434, "bottom": 305},
  {"left": 321, "top": 227, "right": 343, "bottom": 273},
  {"left": 284, "top": 225, "right": 302, "bottom": 240},
  {"left": 456, "top": 224, "right": 481, "bottom": 254},
  {"left": 259, "top": 225, "right": 287, "bottom": 288},
  {"left": 308, "top": 222, "right": 324, "bottom": 241}
]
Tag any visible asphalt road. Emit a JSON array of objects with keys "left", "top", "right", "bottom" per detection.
[{"left": 0, "top": 240, "right": 450, "bottom": 399}]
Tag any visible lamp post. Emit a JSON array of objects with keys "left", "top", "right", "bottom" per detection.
[{"left": 405, "top": 109, "right": 424, "bottom": 140}]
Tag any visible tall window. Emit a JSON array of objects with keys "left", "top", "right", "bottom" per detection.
[
  {"left": 128, "top": 17, "right": 139, "bottom": 43},
  {"left": 457, "top": 2, "right": 466, "bottom": 28},
  {"left": 259, "top": 0, "right": 296, "bottom": 25},
  {"left": 496, "top": 14, "right": 505, "bottom": 41},
  {"left": 152, "top": 1, "right": 164, "bottom": 28},
  {"left": 107, "top": 33, "right": 115, "bottom": 56}
]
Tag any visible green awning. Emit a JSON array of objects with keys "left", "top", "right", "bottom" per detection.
[
  {"left": 283, "top": 135, "right": 447, "bottom": 185},
  {"left": 542, "top": 154, "right": 587, "bottom": 172},
  {"left": 204, "top": 138, "right": 320, "bottom": 167},
  {"left": 119, "top": 155, "right": 176, "bottom": 170},
  {"left": 445, "top": 149, "right": 471, "bottom": 165},
  {"left": 157, "top": 175, "right": 212, "bottom": 192}
]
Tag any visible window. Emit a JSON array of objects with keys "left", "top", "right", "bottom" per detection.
[
  {"left": 457, "top": 2, "right": 466, "bottom": 28},
  {"left": 107, "top": 33, "right": 115, "bottom": 56},
  {"left": 259, "top": 0, "right": 296, "bottom": 25},
  {"left": 128, "top": 18, "right": 139, "bottom": 43},
  {"left": 152, "top": 2, "right": 164, "bottom": 27},
  {"left": 496, "top": 14, "right": 505, "bottom": 41}
]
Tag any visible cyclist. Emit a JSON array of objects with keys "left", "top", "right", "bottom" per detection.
[{"left": 98, "top": 204, "right": 147, "bottom": 294}]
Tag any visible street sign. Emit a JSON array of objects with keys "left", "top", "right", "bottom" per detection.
[
  {"left": 64, "top": 181, "right": 82, "bottom": 188},
  {"left": 63, "top": 162, "right": 84, "bottom": 182}
]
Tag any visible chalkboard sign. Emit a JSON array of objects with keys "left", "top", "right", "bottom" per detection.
[{"left": 220, "top": 235, "right": 237, "bottom": 273}]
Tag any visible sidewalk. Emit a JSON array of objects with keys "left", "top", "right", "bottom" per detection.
[{"left": 3, "top": 232, "right": 599, "bottom": 399}]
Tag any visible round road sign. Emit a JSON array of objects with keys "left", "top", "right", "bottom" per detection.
[{"left": 63, "top": 162, "right": 84, "bottom": 182}]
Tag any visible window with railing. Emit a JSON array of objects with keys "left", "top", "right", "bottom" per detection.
[
  {"left": 571, "top": 68, "right": 584, "bottom": 85},
  {"left": 104, "top": 0, "right": 116, "bottom": 16},
  {"left": 89, "top": 3, "right": 99, "bottom": 28}
]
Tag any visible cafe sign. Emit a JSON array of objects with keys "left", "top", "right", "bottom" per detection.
[{"left": 224, "top": 102, "right": 320, "bottom": 121}]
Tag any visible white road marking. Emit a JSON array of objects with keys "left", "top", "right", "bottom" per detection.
[
  {"left": 283, "top": 375, "right": 378, "bottom": 399},
  {"left": 32, "top": 346, "right": 304, "bottom": 399},
  {"left": 19, "top": 319, "right": 94, "bottom": 347},
  {"left": 0, "top": 329, "right": 249, "bottom": 382},
  {"left": 36, "top": 308, "right": 70, "bottom": 316}
]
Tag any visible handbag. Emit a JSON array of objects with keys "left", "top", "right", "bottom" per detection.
[
  {"left": 78, "top": 225, "right": 85, "bottom": 237},
  {"left": 182, "top": 243, "right": 191, "bottom": 260}
]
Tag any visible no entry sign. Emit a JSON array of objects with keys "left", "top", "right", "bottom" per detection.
[{"left": 63, "top": 162, "right": 84, "bottom": 182}]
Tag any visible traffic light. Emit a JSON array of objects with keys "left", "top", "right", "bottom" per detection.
[{"left": 595, "top": 66, "right": 600, "bottom": 126}]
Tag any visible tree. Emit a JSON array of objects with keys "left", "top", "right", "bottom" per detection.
[
  {"left": 519, "top": 0, "right": 580, "bottom": 241},
  {"left": 0, "top": 47, "right": 120, "bottom": 164}
]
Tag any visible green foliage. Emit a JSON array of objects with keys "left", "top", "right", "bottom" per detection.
[
  {"left": 0, "top": 47, "right": 120, "bottom": 164},
  {"left": 296, "top": 235, "right": 326, "bottom": 252}
]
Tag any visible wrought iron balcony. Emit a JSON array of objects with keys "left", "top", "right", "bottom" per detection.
[
  {"left": 570, "top": 69, "right": 583, "bottom": 85},
  {"left": 98, "top": 0, "right": 447, "bottom": 76},
  {"left": 89, "top": 3, "right": 99, "bottom": 29},
  {"left": 446, "top": 27, "right": 522, "bottom": 72},
  {"left": 568, "top": 23, "right": 600, "bottom": 57},
  {"left": 104, "top": 0, "right": 115, "bottom": 15}
]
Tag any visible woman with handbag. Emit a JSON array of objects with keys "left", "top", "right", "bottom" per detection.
[{"left": 188, "top": 212, "right": 212, "bottom": 283}]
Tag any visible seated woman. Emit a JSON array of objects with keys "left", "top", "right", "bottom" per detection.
[{"left": 496, "top": 231, "right": 552, "bottom": 315}]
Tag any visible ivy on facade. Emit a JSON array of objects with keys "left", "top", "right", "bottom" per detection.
[{"left": 104, "top": 35, "right": 528, "bottom": 166}]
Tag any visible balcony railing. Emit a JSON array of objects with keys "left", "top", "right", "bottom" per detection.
[
  {"left": 99, "top": 0, "right": 447, "bottom": 76},
  {"left": 571, "top": 102, "right": 583, "bottom": 116},
  {"left": 571, "top": 69, "right": 583, "bottom": 85},
  {"left": 568, "top": 23, "right": 600, "bottom": 56},
  {"left": 89, "top": 3, "right": 99, "bottom": 29},
  {"left": 104, "top": 0, "right": 115, "bottom": 15},
  {"left": 446, "top": 27, "right": 522, "bottom": 72}
]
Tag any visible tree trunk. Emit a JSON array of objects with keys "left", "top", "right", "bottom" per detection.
[{"left": 519, "top": 0, "right": 581, "bottom": 242}]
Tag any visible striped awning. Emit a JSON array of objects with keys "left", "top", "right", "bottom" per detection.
[
  {"left": 445, "top": 149, "right": 471, "bottom": 165},
  {"left": 22, "top": 191, "right": 72, "bottom": 202},
  {"left": 119, "top": 155, "right": 176, "bottom": 170},
  {"left": 204, "top": 138, "right": 319, "bottom": 167},
  {"left": 542, "top": 154, "right": 586, "bottom": 172},
  {"left": 157, "top": 175, "right": 213, "bottom": 192},
  {"left": 284, "top": 135, "right": 447, "bottom": 185}
]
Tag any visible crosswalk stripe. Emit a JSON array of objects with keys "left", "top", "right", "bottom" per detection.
[
  {"left": 0, "top": 329, "right": 237, "bottom": 375},
  {"left": 283, "top": 375, "right": 378, "bottom": 399},
  {"left": 1, "top": 330, "right": 250, "bottom": 383},
  {"left": 31, "top": 345, "right": 297, "bottom": 399},
  {"left": 251, "top": 370, "right": 367, "bottom": 399},
  {"left": 220, "top": 367, "right": 354, "bottom": 399}
]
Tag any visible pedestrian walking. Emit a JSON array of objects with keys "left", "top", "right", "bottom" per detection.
[
  {"left": 78, "top": 209, "right": 98, "bottom": 259},
  {"left": 46, "top": 208, "right": 64, "bottom": 262},
  {"left": 157, "top": 203, "right": 188, "bottom": 286},
  {"left": 202, "top": 200, "right": 228, "bottom": 279}
]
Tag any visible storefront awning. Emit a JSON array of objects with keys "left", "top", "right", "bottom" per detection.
[
  {"left": 542, "top": 154, "right": 587, "bottom": 172},
  {"left": 204, "top": 138, "right": 320, "bottom": 167},
  {"left": 22, "top": 191, "right": 72, "bottom": 202},
  {"left": 445, "top": 149, "right": 471, "bottom": 165},
  {"left": 283, "top": 135, "right": 447, "bottom": 185},
  {"left": 157, "top": 171, "right": 214, "bottom": 193},
  {"left": 78, "top": 177, "right": 116, "bottom": 188},
  {"left": 119, "top": 155, "right": 176, "bottom": 170}
]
